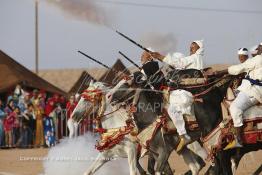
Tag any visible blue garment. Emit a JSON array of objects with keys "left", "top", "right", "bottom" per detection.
[
  {"left": 44, "top": 117, "right": 55, "bottom": 147},
  {"left": 0, "top": 108, "right": 6, "bottom": 146},
  {"left": 245, "top": 76, "right": 262, "bottom": 86}
]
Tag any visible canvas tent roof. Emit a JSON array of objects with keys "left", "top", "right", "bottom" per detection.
[
  {"left": 69, "top": 71, "right": 95, "bottom": 94},
  {"left": 0, "top": 50, "right": 67, "bottom": 96},
  {"left": 99, "top": 59, "right": 130, "bottom": 85}
]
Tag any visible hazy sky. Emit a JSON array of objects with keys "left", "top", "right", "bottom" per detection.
[{"left": 0, "top": 0, "right": 262, "bottom": 70}]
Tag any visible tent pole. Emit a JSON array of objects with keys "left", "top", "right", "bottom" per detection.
[{"left": 35, "top": 0, "right": 39, "bottom": 74}]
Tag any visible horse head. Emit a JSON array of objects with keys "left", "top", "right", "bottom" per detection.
[{"left": 70, "top": 82, "right": 108, "bottom": 123}]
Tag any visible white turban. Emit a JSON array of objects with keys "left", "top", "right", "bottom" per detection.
[
  {"left": 193, "top": 40, "right": 204, "bottom": 49},
  {"left": 250, "top": 45, "right": 258, "bottom": 55},
  {"left": 193, "top": 40, "right": 204, "bottom": 55},
  {"left": 237, "top": 48, "right": 249, "bottom": 56}
]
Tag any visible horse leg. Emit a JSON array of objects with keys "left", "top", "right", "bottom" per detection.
[
  {"left": 73, "top": 122, "right": 79, "bottom": 137},
  {"left": 147, "top": 152, "right": 173, "bottom": 175},
  {"left": 216, "top": 151, "right": 233, "bottom": 175},
  {"left": 136, "top": 151, "right": 147, "bottom": 175},
  {"left": 67, "top": 119, "right": 74, "bottom": 138},
  {"left": 83, "top": 152, "right": 109, "bottom": 175},
  {"left": 180, "top": 148, "right": 202, "bottom": 175},
  {"left": 155, "top": 148, "right": 170, "bottom": 175},
  {"left": 126, "top": 144, "right": 139, "bottom": 175},
  {"left": 147, "top": 153, "right": 155, "bottom": 175},
  {"left": 187, "top": 141, "right": 208, "bottom": 162},
  {"left": 231, "top": 158, "right": 237, "bottom": 175},
  {"left": 163, "top": 162, "right": 173, "bottom": 175}
]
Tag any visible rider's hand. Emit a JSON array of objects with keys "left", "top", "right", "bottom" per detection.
[
  {"left": 129, "top": 105, "right": 137, "bottom": 113},
  {"left": 150, "top": 52, "right": 165, "bottom": 60}
]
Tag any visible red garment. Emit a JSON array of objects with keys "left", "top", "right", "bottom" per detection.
[
  {"left": 45, "top": 99, "right": 55, "bottom": 116},
  {"left": 66, "top": 101, "right": 77, "bottom": 119},
  {"left": 52, "top": 94, "right": 60, "bottom": 103},
  {"left": 60, "top": 96, "right": 66, "bottom": 107},
  {"left": 4, "top": 112, "right": 15, "bottom": 131}
]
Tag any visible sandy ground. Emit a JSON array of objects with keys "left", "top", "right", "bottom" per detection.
[{"left": 0, "top": 148, "right": 261, "bottom": 175}]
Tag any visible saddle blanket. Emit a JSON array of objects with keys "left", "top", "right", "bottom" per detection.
[{"left": 202, "top": 105, "right": 262, "bottom": 161}]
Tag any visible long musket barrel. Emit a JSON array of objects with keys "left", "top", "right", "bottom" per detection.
[
  {"left": 78, "top": 50, "right": 128, "bottom": 79},
  {"left": 78, "top": 50, "right": 111, "bottom": 69},
  {"left": 116, "top": 30, "right": 150, "bottom": 52},
  {"left": 118, "top": 51, "right": 141, "bottom": 70}
]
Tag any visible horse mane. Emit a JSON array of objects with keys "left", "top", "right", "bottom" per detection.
[
  {"left": 193, "top": 74, "right": 241, "bottom": 136},
  {"left": 85, "top": 81, "right": 109, "bottom": 94}
]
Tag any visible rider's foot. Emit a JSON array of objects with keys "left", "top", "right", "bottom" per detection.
[
  {"left": 176, "top": 134, "right": 191, "bottom": 152},
  {"left": 235, "top": 126, "right": 243, "bottom": 147}
]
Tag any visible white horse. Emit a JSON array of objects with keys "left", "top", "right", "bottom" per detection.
[
  {"left": 68, "top": 80, "right": 209, "bottom": 175},
  {"left": 69, "top": 81, "right": 141, "bottom": 175}
]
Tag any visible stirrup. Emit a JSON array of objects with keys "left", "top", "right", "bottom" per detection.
[
  {"left": 176, "top": 136, "right": 191, "bottom": 152},
  {"left": 224, "top": 138, "right": 242, "bottom": 150}
]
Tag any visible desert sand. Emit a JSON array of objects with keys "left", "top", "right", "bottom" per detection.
[{"left": 0, "top": 148, "right": 261, "bottom": 175}]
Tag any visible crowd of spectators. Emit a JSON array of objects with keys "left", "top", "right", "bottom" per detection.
[{"left": 0, "top": 84, "right": 79, "bottom": 148}]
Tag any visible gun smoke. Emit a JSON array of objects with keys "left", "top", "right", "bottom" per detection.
[
  {"left": 46, "top": 0, "right": 112, "bottom": 26},
  {"left": 43, "top": 134, "right": 129, "bottom": 175},
  {"left": 140, "top": 32, "right": 177, "bottom": 54}
]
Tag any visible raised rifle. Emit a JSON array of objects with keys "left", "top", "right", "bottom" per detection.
[
  {"left": 116, "top": 30, "right": 150, "bottom": 53},
  {"left": 118, "top": 51, "right": 141, "bottom": 70},
  {"left": 78, "top": 50, "right": 128, "bottom": 83},
  {"left": 78, "top": 50, "right": 111, "bottom": 70}
]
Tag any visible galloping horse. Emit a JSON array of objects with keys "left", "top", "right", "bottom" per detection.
[
  {"left": 69, "top": 81, "right": 145, "bottom": 175},
  {"left": 110, "top": 73, "right": 209, "bottom": 175},
  {"left": 191, "top": 74, "right": 262, "bottom": 175}
]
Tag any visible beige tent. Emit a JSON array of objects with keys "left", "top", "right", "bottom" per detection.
[
  {"left": 99, "top": 59, "right": 130, "bottom": 85},
  {"left": 0, "top": 50, "right": 67, "bottom": 97},
  {"left": 69, "top": 71, "right": 95, "bottom": 94}
]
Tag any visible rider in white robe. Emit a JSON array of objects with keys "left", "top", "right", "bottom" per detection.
[
  {"left": 226, "top": 44, "right": 262, "bottom": 146},
  {"left": 151, "top": 40, "right": 204, "bottom": 151}
]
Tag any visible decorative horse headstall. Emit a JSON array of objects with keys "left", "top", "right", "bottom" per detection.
[{"left": 81, "top": 89, "right": 103, "bottom": 102}]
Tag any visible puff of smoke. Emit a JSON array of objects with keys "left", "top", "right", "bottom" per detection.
[
  {"left": 140, "top": 32, "right": 177, "bottom": 54},
  {"left": 45, "top": 0, "right": 112, "bottom": 26},
  {"left": 43, "top": 134, "right": 129, "bottom": 175}
]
